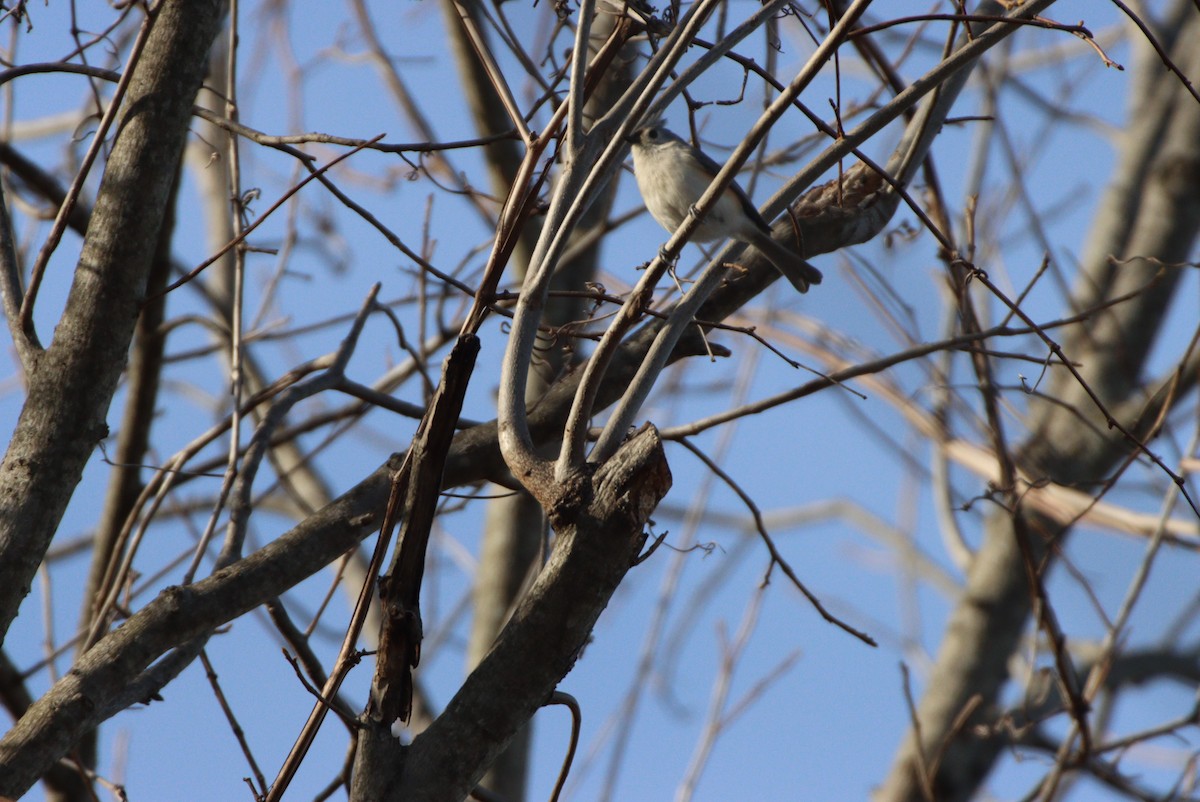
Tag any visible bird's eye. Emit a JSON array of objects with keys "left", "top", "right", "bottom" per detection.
[{"left": 647, "top": 129, "right": 659, "bottom": 141}]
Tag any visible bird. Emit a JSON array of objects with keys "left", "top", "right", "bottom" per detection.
[{"left": 626, "top": 122, "right": 822, "bottom": 293}]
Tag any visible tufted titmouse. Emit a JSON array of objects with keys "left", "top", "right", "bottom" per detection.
[{"left": 626, "top": 123, "right": 822, "bottom": 293}]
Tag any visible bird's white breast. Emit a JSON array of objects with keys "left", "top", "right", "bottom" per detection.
[{"left": 632, "top": 142, "right": 742, "bottom": 243}]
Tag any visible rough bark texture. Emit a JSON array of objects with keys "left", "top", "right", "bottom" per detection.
[
  {"left": 0, "top": 0, "right": 224, "bottom": 647},
  {"left": 353, "top": 426, "right": 671, "bottom": 802},
  {"left": 8, "top": 3, "right": 1171, "bottom": 800},
  {"left": 0, "top": 458, "right": 386, "bottom": 797},
  {"left": 453, "top": 5, "right": 632, "bottom": 797}
]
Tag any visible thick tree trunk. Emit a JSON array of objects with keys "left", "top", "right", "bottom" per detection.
[
  {"left": 0, "top": 0, "right": 224, "bottom": 649},
  {"left": 874, "top": 9, "right": 1200, "bottom": 799}
]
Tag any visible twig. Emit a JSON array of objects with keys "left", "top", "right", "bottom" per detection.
[
  {"left": 545, "top": 691, "right": 582, "bottom": 802},
  {"left": 964, "top": 265, "right": 1199, "bottom": 521},
  {"left": 153, "top": 135, "right": 386, "bottom": 300},
  {"left": 19, "top": 10, "right": 155, "bottom": 339},
  {"left": 199, "top": 649, "right": 267, "bottom": 798},
  {"left": 676, "top": 437, "right": 876, "bottom": 646}
]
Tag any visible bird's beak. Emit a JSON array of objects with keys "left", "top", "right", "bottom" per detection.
[{"left": 623, "top": 130, "right": 639, "bottom": 144}]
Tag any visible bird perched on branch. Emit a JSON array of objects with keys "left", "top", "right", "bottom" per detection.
[{"left": 627, "top": 122, "right": 822, "bottom": 293}]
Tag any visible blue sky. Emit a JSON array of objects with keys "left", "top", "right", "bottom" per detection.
[{"left": 2, "top": 1, "right": 1198, "bottom": 800}]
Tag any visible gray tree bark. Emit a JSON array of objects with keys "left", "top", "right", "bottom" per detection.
[
  {"left": 874, "top": 6, "right": 1200, "bottom": 800},
  {"left": 0, "top": 0, "right": 224, "bottom": 649}
]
